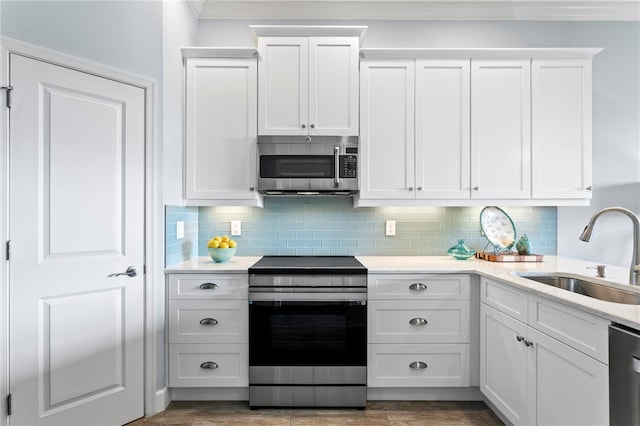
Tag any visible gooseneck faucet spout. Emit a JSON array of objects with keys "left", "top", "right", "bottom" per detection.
[{"left": 579, "top": 207, "right": 640, "bottom": 285}]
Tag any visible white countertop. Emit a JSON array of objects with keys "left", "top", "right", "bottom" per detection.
[{"left": 165, "top": 255, "right": 640, "bottom": 329}]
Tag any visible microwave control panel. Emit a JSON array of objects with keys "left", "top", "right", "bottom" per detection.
[{"left": 340, "top": 155, "right": 357, "bottom": 178}]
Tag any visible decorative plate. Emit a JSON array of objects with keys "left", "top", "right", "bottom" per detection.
[{"left": 479, "top": 206, "right": 516, "bottom": 252}]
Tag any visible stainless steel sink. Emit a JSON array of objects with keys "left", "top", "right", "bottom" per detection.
[{"left": 519, "top": 275, "right": 640, "bottom": 305}]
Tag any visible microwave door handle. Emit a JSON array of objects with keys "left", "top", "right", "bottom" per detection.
[{"left": 334, "top": 146, "right": 340, "bottom": 187}]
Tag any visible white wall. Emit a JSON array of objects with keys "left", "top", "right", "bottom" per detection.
[
  {"left": 161, "top": 0, "right": 198, "bottom": 392},
  {"left": 197, "top": 20, "right": 640, "bottom": 267}
]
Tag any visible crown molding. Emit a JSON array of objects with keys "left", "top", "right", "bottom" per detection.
[{"left": 190, "top": 0, "right": 640, "bottom": 21}]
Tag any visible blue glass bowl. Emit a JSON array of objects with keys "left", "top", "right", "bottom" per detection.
[{"left": 207, "top": 247, "right": 237, "bottom": 263}]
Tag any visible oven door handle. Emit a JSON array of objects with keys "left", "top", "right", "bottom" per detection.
[
  {"left": 249, "top": 292, "right": 367, "bottom": 302},
  {"left": 334, "top": 146, "right": 340, "bottom": 188}
]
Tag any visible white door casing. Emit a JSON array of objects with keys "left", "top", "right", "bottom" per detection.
[{"left": 8, "top": 52, "right": 145, "bottom": 425}]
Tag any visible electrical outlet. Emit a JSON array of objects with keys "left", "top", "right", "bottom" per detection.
[
  {"left": 176, "top": 221, "right": 184, "bottom": 239},
  {"left": 231, "top": 220, "right": 242, "bottom": 236},
  {"left": 385, "top": 220, "right": 396, "bottom": 236}
]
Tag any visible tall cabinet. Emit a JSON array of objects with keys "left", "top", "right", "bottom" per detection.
[{"left": 182, "top": 48, "right": 261, "bottom": 206}]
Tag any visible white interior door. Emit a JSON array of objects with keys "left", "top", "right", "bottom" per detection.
[{"left": 8, "top": 53, "right": 145, "bottom": 426}]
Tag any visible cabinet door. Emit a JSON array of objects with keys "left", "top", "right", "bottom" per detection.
[
  {"left": 184, "top": 58, "right": 258, "bottom": 201},
  {"left": 532, "top": 59, "right": 592, "bottom": 199},
  {"left": 415, "top": 59, "right": 471, "bottom": 199},
  {"left": 471, "top": 60, "right": 531, "bottom": 199},
  {"left": 258, "top": 37, "right": 308, "bottom": 135},
  {"left": 308, "top": 37, "right": 359, "bottom": 136},
  {"left": 480, "top": 303, "right": 530, "bottom": 426},
  {"left": 359, "top": 60, "right": 415, "bottom": 200},
  {"left": 528, "top": 328, "right": 608, "bottom": 426}
]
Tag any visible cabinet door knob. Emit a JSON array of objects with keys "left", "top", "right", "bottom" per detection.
[
  {"left": 310, "top": 124, "right": 315, "bottom": 129},
  {"left": 199, "top": 318, "right": 218, "bottom": 326},
  {"left": 200, "top": 361, "right": 219, "bottom": 369},
  {"left": 524, "top": 340, "right": 534, "bottom": 347},
  {"left": 586, "top": 186, "right": 593, "bottom": 191},
  {"left": 417, "top": 187, "right": 423, "bottom": 191},
  {"left": 301, "top": 124, "right": 306, "bottom": 129},
  {"left": 249, "top": 186, "right": 255, "bottom": 191},
  {"left": 409, "top": 283, "right": 427, "bottom": 291},
  {"left": 199, "top": 283, "right": 218, "bottom": 290},
  {"left": 409, "top": 317, "right": 428, "bottom": 326},
  {"left": 516, "top": 335, "right": 524, "bottom": 342},
  {"left": 408, "top": 187, "right": 414, "bottom": 191},
  {"left": 474, "top": 186, "right": 480, "bottom": 191},
  {"left": 409, "top": 361, "right": 428, "bottom": 370}
]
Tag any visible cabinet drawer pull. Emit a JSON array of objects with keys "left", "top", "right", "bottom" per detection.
[
  {"left": 199, "top": 283, "right": 219, "bottom": 290},
  {"left": 199, "top": 318, "right": 218, "bottom": 326},
  {"left": 516, "top": 335, "right": 524, "bottom": 342},
  {"left": 200, "top": 361, "right": 219, "bottom": 369},
  {"left": 409, "top": 317, "right": 428, "bottom": 326},
  {"left": 409, "top": 361, "right": 428, "bottom": 370},
  {"left": 409, "top": 283, "right": 427, "bottom": 291}
]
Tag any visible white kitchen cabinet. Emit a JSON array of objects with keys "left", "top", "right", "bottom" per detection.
[
  {"left": 257, "top": 37, "right": 359, "bottom": 136},
  {"left": 471, "top": 59, "right": 531, "bottom": 200},
  {"left": 480, "top": 303, "right": 530, "bottom": 425},
  {"left": 415, "top": 59, "right": 471, "bottom": 200},
  {"left": 368, "top": 274, "right": 471, "bottom": 387},
  {"left": 183, "top": 54, "right": 261, "bottom": 206},
  {"left": 168, "top": 273, "right": 248, "bottom": 387},
  {"left": 480, "top": 277, "right": 609, "bottom": 425},
  {"left": 532, "top": 59, "right": 593, "bottom": 199},
  {"left": 359, "top": 59, "right": 470, "bottom": 202},
  {"left": 359, "top": 59, "right": 415, "bottom": 200}
]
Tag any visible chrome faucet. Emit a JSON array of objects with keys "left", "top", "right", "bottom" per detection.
[{"left": 579, "top": 207, "right": 640, "bottom": 285}]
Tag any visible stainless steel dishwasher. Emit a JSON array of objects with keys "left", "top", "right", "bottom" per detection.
[{"left": 609, "top": 323, "right": 640, "bottom": 425}]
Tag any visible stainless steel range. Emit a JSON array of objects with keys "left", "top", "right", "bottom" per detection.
[{"left": 248, "top": 256, "right": 367, "bottom": 408}]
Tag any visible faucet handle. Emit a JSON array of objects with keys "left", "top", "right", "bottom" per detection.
[{"left": 587, "top": 264, "right": 607, "bottom": 278}]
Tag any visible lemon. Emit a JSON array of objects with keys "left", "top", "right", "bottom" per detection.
[
  {"left": 214, "top": 236, "right": 222, "bottom": 242},
  {"left": 228, "top": 240, "right": 237, "bottom": 248},
  {"left": 221, "top": 235, "right": 230, "bottom": 243},
  {"left": 219, "top": 242, "right": 229, "bottom": 249},
  {"left": 207, "top": 239, "right": 219, "bottom": 248}
]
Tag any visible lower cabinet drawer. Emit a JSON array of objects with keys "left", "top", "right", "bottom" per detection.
[
  {"left": 169, "top": 343, "right": 248, "bottom": 387},
  {"left": 169, "top": 300, "right": 248, "bottom": 344},
  {"left": 368, "top": 343, "right": 470, "bottom": 387},
  {"left": 368, "top": 300, "right": 470, "bottom": 344}
]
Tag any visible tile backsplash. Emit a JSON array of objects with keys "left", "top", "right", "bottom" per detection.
[{"left": 165, "top": 198, "right": 557, "bottom": 266}]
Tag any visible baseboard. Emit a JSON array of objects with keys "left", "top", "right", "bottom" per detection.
[
  {"left": 367, "top": 387, "right": 483, "bottom": 401},
  {"left": 482, "top": 394, "right": 514, "bottom": 426},
  {"left": 170, "top": 387, "right": 250, "bottom": 401},
  {"left": 155, "top": 387, "right": 171, "bottom": 413}
]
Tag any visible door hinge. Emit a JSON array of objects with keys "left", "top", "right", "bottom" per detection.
[
  {"left": 5, "top": 240, "right": 10, "bottom": 261},
  {"left": 1, "top": 86, "right": 12, "bottom": 108},
  {"left": 7, "top": 393, "right": 11, "bottom": 415}
]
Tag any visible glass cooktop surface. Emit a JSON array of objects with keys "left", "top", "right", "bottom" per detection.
[{"left": 249, "top": 256, "right": 366, "bottom": 274}]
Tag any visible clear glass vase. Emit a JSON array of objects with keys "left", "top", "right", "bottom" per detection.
[{"left": 447, "top": 239, "right": 476, "bottom": 260}]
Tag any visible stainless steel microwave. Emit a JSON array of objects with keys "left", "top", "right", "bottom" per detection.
[{"left": 257, "top": 136, "right": 359, "bottom": 195}]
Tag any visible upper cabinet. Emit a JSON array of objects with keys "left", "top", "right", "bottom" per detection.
[
  {"left": 471, "top": 59, "right": 531, "bottom": 200},
  {"left": 257, "top": 36, "right": 359, "bottom": 136},
  {"left": 183, "top": 50, "right": 262, "bottom": 207},
  {"left": 531, "top": 59, "right": 593, "bottom": 199},
  {"left": 356, "top": 48, "right": 601, "bottom": 207}
]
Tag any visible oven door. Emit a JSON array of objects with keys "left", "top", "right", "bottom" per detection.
[{"left": 248, "top": 293, "right": 367, "bottom": 368}]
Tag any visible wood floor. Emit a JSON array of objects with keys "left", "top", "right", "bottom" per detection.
[{"left": 128, "top": 401, "right": 504, "bottom": 426}]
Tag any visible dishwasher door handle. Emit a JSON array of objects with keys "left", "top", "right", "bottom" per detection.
[{"left": 633, "top": 355, "right": 640, "bottom": 374}]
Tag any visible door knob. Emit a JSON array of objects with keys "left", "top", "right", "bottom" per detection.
[{"left": 108, "top": 266, "right": 138, "bottom": 278}]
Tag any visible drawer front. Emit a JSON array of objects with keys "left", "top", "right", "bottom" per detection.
[
  {"left": 369, "top": 300, "right": 470, "bottom": 344},
  {"left": 368, "top": 343, "right": 470, "bottom": 387},
  {"left": 169, "top": 300, "right": 248, "bottom": 344},
  {"left": 481, "top": 277, "right": 528, "bottom": 322},
  {"left": 368, "top": 274, "right": 470, "bottom": 300},
  {"left": 528, "top": 295, "right": 609, "bottom": 364},
  {"left": 169, "top": 343, "right": 248, "bottom": 387},
  {"left": 168, "top": 273, "right": 248, "bottom": 300}
]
